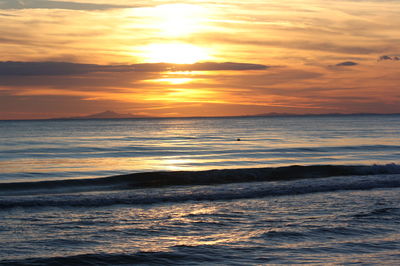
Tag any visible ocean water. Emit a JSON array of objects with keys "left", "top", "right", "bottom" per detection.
[{"left": 0, "top": 115, "right": 399, "bottom": 264}]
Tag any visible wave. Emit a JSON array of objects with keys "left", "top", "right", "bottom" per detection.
[
  {"left": 0, "top": 164, "right": 399, "bottom": 209},
  {"left": 1, "top": 163, "right": 400, "bottom": 194},
  {"left": 0, "top": 251, "right": 212, "bottom": 266}
]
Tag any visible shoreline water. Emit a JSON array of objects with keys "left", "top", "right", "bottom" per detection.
[
  {"left": 1, "top": 115, "right": 399, "bottom": 264},
  {"left": 1, "top": 163, "right": 400, "bottom": 194},
  {"left": 0, "top": 164, "right": 399, "bottom": 209},
  {"left": 1, "top": 182, "right": 399, "bottom": 264}
]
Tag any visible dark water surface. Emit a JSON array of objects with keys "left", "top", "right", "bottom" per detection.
[
  {"left": 0, "top": 115, "right": 399, "bottom": 264},
  {"left": 1, "top": 185, "right": 399, "bottom": 265},
  {"left": 1, "top": 115, "right": 399, "bottom": 183}
]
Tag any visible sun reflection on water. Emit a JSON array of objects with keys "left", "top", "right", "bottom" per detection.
[{"left": 113, "top": 203, "right": 262, "bottom": 252}]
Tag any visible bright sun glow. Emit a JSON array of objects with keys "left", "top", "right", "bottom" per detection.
[
  {"left": 146, "top": 78, "right": 195, "bottom": 85},
  {"left": 153, "top": 4, "right": 207, "bottom": 37},
  {"left": 144, "top": 88, "right": 223, "bottom": 104},
  {"left": 142, "top": 43, "right": 210, "bottom": 64}
]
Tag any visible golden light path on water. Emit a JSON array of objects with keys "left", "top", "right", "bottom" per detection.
[{"left": 1, "top": 129, "right": 396, "bottom": 183}]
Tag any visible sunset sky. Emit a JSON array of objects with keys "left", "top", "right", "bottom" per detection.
[{"left": 0, "top": 0, "right": 399, "bottom": 119}]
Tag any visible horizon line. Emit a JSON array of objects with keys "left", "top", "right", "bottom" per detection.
[{"left": 1, "top": 112, "right": 400, "bottom": 122}]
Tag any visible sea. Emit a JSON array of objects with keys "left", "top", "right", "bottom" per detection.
[{"left": 0, "top": 115, "right": 399, "bottom": 265}]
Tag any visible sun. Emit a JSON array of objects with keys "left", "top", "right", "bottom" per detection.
[
  {"left": 142, "top": 43, "right": 210, "bottom": 64},
  {"left": 153, "top": 3, "right": 207, "bottom": 37},
  {"left": 130, "top": 3, "right": 212, "bottom": 64}
]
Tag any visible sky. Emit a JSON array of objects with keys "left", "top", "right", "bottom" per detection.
[{"left": 0, "top": 0, "right": 399, "bottom": 119}]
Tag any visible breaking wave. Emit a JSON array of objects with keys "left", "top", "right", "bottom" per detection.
[
  {"left": 1, "top": 163, "right": 400, "bottom": 193},
  {"left": 0, "top": 164, "right": 399, "bottom": 209}
]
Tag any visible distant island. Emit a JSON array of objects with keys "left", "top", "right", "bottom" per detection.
[
  {"left": 55, "top": 110, "right": 150, "bottom": 120},
  {"left": 49, "top": 110, "right": 400, "bottom": 120},
  {"left": 249, "top": 112, "right": 400, "bottom": 117}
]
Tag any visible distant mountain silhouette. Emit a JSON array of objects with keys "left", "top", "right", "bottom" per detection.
[
  {"left": 24, "top": 111, "right": 400, "bottom": 121},
  {"left": 57, "top": 110, "right": 150, "bottom": 120},
  {"left": 252, "top": 112, "right": 299, "bottom": 117},
  {"left": 251, "top": 112, "right": 400, "bottom": 117}
]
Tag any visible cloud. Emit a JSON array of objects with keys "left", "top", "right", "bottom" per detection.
[
  {"left": 335, "top": 61, "right": 358, "bottom": 67},
  {"left": 378, "top": 55, "right": 400, "bottom": 61},
  {"left": 211, "top": 35, "right": 390, "bottom": 55},
  {"left": 157, "top": 62, "right": 269, "bottom": 72},
  {"left": 0, "top": 0, "right": 132, "bottom": 11},
  {"left": 0, "top": 61, "right": 269, "bottom": 76}
]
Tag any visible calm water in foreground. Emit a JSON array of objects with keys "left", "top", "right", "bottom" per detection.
[{"left": 0, "top": 115, "right": 399, "bottom": 264}]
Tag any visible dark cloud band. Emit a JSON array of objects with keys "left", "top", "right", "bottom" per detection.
[
  {"left": 0, "top": 61, "right": 269, "bottom": 76},
  {"left": 335, "top": 61, "right": 358, "bottom": 67},
  {"left": 379, "top": 55, "right": 400, "bottom": 61},
  {"left": 0, "top": 0, "right": 133, "bottom": 11}
]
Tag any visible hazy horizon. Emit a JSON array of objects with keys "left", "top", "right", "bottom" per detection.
[{"left": 2, "top": 109, "right": 400, "bottom": 121}]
